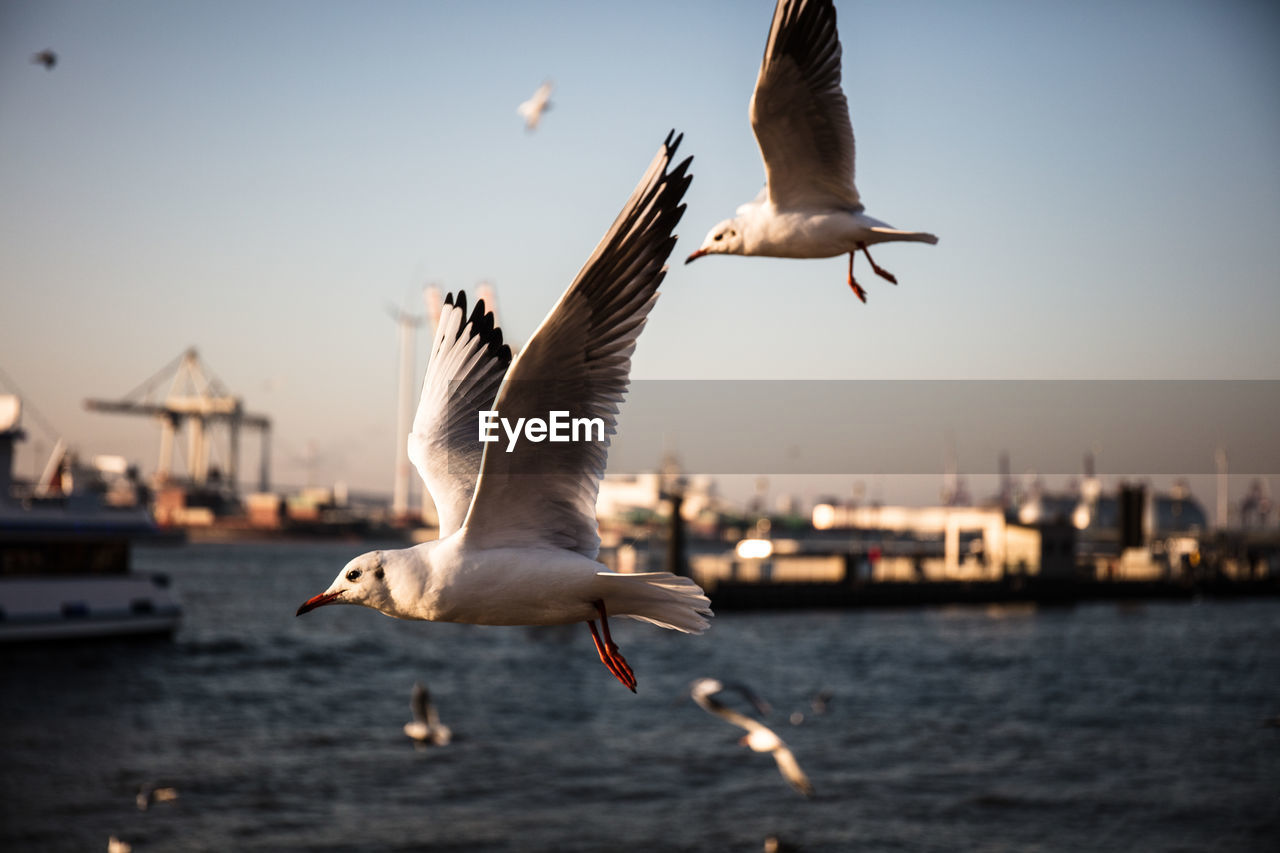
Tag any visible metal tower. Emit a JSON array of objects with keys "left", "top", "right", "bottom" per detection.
[{"left": 84, "top": 348, "right": 271, "bottom": 493}]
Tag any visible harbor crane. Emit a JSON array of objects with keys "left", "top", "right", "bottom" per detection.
[{"left": 84, "top": 348, "right": 271, "bottom": 494}]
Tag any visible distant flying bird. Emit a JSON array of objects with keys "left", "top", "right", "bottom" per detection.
[
  {"left": 404, "top": 681, "right": 452, "bottom": 746},
  {"left": 297, "top": 132, "right": 709, "bottom": 692},
  {"left": 789, "top": 688, "right": 833, "bottom": 725},
  {"left": 31, "top": 49, "right": 58, "bottom": 70},
  {"left": 685, "top": 0, "right": 937, "bottom": 302},
  {"left": 517, "top": 81, "right": 554, "bottom": 131},
  {"left": 763, "top": 836, "right": 803, "bottom": 853},
  {"left": 135, "top": 784, "right": 178, "bottom": 811},
  {"left": 690, "top": 678, "right": 815, "bottom": 797}
]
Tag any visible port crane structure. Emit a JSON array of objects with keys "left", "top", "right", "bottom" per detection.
[{"left": 84, "top": 348, "right": 271, "bottom": 494}]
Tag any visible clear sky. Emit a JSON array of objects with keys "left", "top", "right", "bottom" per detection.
[{"left": 2, "top": 1, "right": 1278, "bottom": 505}]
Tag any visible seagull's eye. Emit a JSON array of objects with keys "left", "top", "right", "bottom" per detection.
[
  {"left": 346, "top": 569, "right": 362, "bottom": 582},
  {"left": 714, "top": 233, "right": 723, "bottom": 242}
]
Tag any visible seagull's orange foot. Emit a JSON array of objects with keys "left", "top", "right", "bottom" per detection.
[
  {"left": 846, "top": 275, "right": 868, "bottom": 303},
  {"left": 861, "top": 245, "right": 898, "bottom": 285},
  {"left": 846, "top": 252, "right": 868, "bottom": 302},
  {"left": 588, "top": 601, "right": 637, "bottom": 692}
]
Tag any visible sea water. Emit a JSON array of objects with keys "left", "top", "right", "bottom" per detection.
[{"left": 2, "top": 542, "right": 1277, "bottom": 851}]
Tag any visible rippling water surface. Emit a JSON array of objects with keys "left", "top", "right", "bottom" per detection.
[{"left": 2, "top": 542, "right": 1278, "bottom": 851}]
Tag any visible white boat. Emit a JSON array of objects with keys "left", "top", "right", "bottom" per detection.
[{"left": 0, "top": 395, "right": 182, "bottom": 642}]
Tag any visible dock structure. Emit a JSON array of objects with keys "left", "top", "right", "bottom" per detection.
[{"left": 84, "top": 348, "right": 271, "bottom": 494}]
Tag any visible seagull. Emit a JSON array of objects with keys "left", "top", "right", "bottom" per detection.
[
  {"left": 31, "top": 49, "right": 58, "bottom": 70},
  {"left": 404, "top": 681, "right": 452, "bottom": 746},
  {"left": 517, "top": 81, "right": 554, "bottom": 132},
  {"left": 108, "top": 837, "right": 132, "bottom": 853},
  {"left": 298, "top": 132, "right": 708, "bottom": 692},
  {"left": 135, "top": 783, "right": 178, "bottom": 811},
  {"left": 690, "top": 678, "right": 815, "bottom": 797},
  {"left": 684, "top": 0, "right": 937, "bottom": 302},
  {"left": 789, "top": 688, "right": 833, "bottom": 725}
]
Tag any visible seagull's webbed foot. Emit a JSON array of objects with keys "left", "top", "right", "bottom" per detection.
[
  {"left": 588, "top": 600, "right": 636, "bottom": 692},
  {"left": 846, "top": 252, "right": 867, "bottom": 303},
  {"left": 860, "top": 244, "right": 898, "bottom": 285}
]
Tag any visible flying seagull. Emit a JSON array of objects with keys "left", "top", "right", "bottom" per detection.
[
  {"left": 790, "top": 687, "right": 835, "bottom": 724},
  {"left": 298, "top": 132, "right": 708, "bottom": 692},
  {"left": 517, "top": 81, "right": 554, "bottom": 132},
  {"left": 135, "top": 784, "right": 178, "bottom": 811},
  {"left": 685, "top": 0, "right": 937, "bottom": 302},
  {"left": 404, "top": 681, "right": 452, "bottom": 746},
  {"left": 32, "top": 49, "right": 58, "bottom": 70},
  {"left": 690, "top": 678, "right": 815, "bottom": 797}
]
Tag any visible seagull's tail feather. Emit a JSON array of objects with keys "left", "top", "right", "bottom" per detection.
[
  {"left": 868, "top": 226, "right": 939, "bottom": 245},
  {"left": 596, "top": 572, "right": 713, "bottom": 634}
]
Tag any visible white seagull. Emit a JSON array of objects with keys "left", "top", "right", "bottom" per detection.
[
  {"left": 517, "top": 81, "right": 554, "bottom": 132},
  {"left": 404, "top": 681, "right": 452, "bottom": 746},
  {"left": 135, "top": 783, "right": 178, "bottom": 811},
  {"left": 690, "top": 678, "right": 815, "bottom": 797},
  {"left": 298, "top": 132, "right": 709, "bottom": 692},
  {"left": 685, "top": 0, "right": 937, "bottom": 302}
]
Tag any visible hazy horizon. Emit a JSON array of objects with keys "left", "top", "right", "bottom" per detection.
[{"left": 3, "top": 0, "right": 1278, "bottom": 510}]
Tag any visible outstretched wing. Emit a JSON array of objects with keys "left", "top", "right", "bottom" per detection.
[
  {"left": 771, "top": 744, "right": 815, "bottom": 797},
  {"left": 460, "top": 131, "right": 693, "bottom": 558},
  {"left": 750, "top": 0, "right": 861, "bottom": 211},
  {"left": 408, "top": 292, "right": 512, "bottom": 537},
  {"left": 410, "top": 682, "right": 429, "bottom": 724}
]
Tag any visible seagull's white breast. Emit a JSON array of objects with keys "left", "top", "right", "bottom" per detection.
[
  {"left": 745, "top": 727, "right": 783, "bottom": 753},
  {"left": 746, "top": 208, "right": 887, "bottom": 259},
  {"left": 429, "top": 543, "right": 603, "bottom": 627}
]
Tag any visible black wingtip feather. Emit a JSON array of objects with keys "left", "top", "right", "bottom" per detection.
[{"left": 442, "top": 289, "right": 512, "bottom": 367}]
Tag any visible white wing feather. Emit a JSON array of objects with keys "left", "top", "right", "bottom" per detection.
[
  {"left": 408, "top": 293, "right": 511, "bottom": 537},
  {"left": 460, "top": 132, "right": 693, "bottom": 558},
  {"left": 750, "top": 0, "right": 861, "bottom": 211},
  {"left": 771, "top": 743, "right": 815, "bottom": 797}
]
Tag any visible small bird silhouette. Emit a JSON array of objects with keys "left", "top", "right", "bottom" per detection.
[
  {"left": 136, "top": 783, "right": 179, "bottom": 811},
  {"left": 32, "top": 49, "right": 58, "bottom": 70},
  {"left": 404, "top": 681, "right": 452, "bottom": 747},
  {"left": 690, "top": 678, "right": 815, "bottom": 797},
  {"left": 517, "top": 81, "right": 553, "bottom": 132}
]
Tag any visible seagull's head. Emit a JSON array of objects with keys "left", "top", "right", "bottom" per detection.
[
  {"left": 296, "top": 550, "right": 394, "bottom": 617},
  {"left": 689, "top": 677, "right": 725, "bottom": 700},
  {"left": 685, "top": 219, "right": 744, "bottom": 263}
]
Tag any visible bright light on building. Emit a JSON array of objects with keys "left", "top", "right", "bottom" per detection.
[
  {"left": 94, "top": 455, "right": 129, "bottom": 475},
  {"left": 812, "top": 503, "right": 836, "bottom": 530},
  {"left": 735, "top": 538, "right": 774, "bottom": 559},
  {"left": 1072, "top": 503, "right": 1091, "bottom": 530}
]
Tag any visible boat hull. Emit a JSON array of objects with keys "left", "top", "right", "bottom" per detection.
[{"left": 0, "top": 575, "right": 181, "bottom": 642}]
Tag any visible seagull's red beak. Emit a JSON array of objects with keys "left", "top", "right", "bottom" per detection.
[
  {"left": 296, "top": 590, "right": 343, "bottom": 616},
  {"left": 685, "top": 248, "right": 709, "bottom": 264}
]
